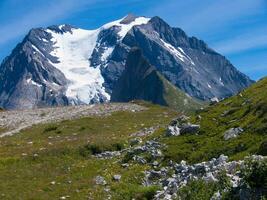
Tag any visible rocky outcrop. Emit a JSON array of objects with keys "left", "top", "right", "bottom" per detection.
[
  {"left": 224, "top": 127, "right": 244, "bottom": 140},
  {"left": 166, "top": 115, "right": 200, "bottom": 136}
]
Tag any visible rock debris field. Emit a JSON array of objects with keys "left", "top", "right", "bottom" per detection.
[{"left": 0, "top": 103, "right": 145, "bottom": 137}]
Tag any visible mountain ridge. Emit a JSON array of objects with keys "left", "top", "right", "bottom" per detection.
[
  {"left": 0, "top": 14, "right": 253, "bottom": 109},
  {"left": 111, "top": 47, "right": 203, "bottom": 112}
]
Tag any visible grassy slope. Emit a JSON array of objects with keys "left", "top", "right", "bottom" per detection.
[
  {"left": 0, "top": 102, "right": 178, "bottom": 200},
  {"left": 1, "top": 77, "right": 267, "bottom": 199},
  {"left": 158, "top": 73, "right": 204, "bottom": 113},
  {"left": 162, "top": 77, "right": 267, "bottom": 164}
]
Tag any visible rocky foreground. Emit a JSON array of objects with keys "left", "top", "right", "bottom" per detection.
[
  {"left": 93, "top": 116, "right": 267, "bottom": 200},
  {"left": 94, "top": 137, "right": 266, "bottom": 200}
]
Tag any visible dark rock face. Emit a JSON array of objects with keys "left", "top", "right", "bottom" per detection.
[
  {"left": 111, "top": 48, "right": 166, "bottom": 105},
  {"left": 0, "top": 28, "right": 69, "bottom": 109},
  {"left": 103, "top": 16, "right": 253, "bottom": 101},
  {"left": 0, "top": 15, "right": 253, "bottom": 109}
]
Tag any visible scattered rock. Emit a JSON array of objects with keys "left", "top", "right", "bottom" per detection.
[
  {"left": 131, "top": 126, "right": 159, "bottom": 137},
  {"left": 196, "top": 115, "right": 202, "bottom": 121},
  {"left": 145, "top": 154, "right": 252, "bottom": 200},
  {"left": 152, "top": 161, "right": 159, "bottom": 166},
  {"left": 95, "top": 176, "right": 107, "bottom": 185},
  {"left": 211, "top": 191, "right": 221, "bottom": 200},
  {"left": 113, "top": 174, "right": 121, "bottom": 182},
  {"left": 50, "top": 181, "right": 56, "bottom": 185},
  {"left": 224, "top": 127, "right": 244, "bottom": 140},
  {"left": 133, "top": 155, "right": 147, "bottom": 164},
  {"left": 95, "top": 151, "right": 121, "bottom": 159},
  {"left": 129, "top": 137, "right": 142, "bottom": 146},
  {"left": 121, "top": 163, "right": 129, "bottom": 168},
  {"left": 166, "top": 125, "right": 180, "bottom": 136},
  {"left": 166, "top": 116, "right": 200, "bottom": 137},
  {"left": 210, "top": 97, "right": 220, "bottom": 105}
]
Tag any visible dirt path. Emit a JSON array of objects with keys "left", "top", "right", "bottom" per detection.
[{"left": 0, "top": 103, "right": 145, "bottom": 137}]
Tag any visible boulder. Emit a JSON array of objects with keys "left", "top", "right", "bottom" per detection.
[
  {"left": 113, "top": 174, "right": 121, "bottom": 182},
  {"left": 95, "top": 176, "right": 107, "bottom": 185},
  {"left": 203, "top": 172, "right": 217, "bottom": 182},
  {"left": 224, "top": 127, "right": 244, "bottom": 140},
  {"left": 216, "top": 154, "right": 229, "bottom": 165},
  {"left": 129, "top": 137, "right": 142, "bottom": 146},
  {"left": 180, "top": 124, "right": 200, "bottom": 135},
  {"left": 210, "top": 97, "right": 220, "bottom": 105},
  {"left": 166, "top": 125, "right": 180, "bottom": 136}
]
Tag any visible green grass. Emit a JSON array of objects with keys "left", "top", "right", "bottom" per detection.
[
  {"left": 159, "top": 73, "right": 205, "bottom": 113},
  {"left": 159, "top": 77, "right": 267, "bottom": 164},
  {"left": 1, "top": 77, "right": 267, "bottom": 199},
  {"left": 0, "top": 102, "right": 178, "bottom": 199}
]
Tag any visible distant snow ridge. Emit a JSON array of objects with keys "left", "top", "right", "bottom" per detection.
[{"left": 47, "top": 16, "right": 150, "bottom": 104}]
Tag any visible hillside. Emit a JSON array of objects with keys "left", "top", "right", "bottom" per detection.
[
  {"left": 111, "top": 48, "right": 203, "bottom": 113},
  {"left": 0, "top": 102, "right": 178, "bottom": 199},
  {"left": 0, "top": 79, "right": 266, "bottom": 199},
  {"left": 161, "top": 77, "right": 267, "bottom": 165}
]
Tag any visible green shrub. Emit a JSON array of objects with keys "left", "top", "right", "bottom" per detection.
[
  {"left": 134, "top": 186, "right": 159, "bottom": 200},
  {"left": 78, "top": 126, "right": 86, "bottom": 131},
  {"left": 177, "top": 179, "right": 217, "bottom": 200},
  {"left": 79, "top": 144, "right": 103, "bottom": 156},
  {"left": 43, "top": 125, "right": 58, "bottom": 133},
  {"left": 241, "top": 157, "right": 267, "bottom": 188},
  {"left": 79, "top": 142, "right": 125, "bottom": 157},
  {"left": 258, "top": 141, "right": 267, "bottom": 156}
]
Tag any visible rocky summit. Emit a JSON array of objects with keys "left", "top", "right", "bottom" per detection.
[{"left": 0, "top": 14, "right": 253, "bottom": 109}]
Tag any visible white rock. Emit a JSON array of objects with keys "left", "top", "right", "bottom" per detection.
[
  {"left": 113, "top": 174, "right": 121, "bottom": 182},
  {"left": 166, "top": 125, "right": 180, "bottom": 136},
  {"left": 224, "top": 127, "right": 243, "bottom": 140},
  {"left": 95, "top": 176, "right": 107, "bottom": 185}
]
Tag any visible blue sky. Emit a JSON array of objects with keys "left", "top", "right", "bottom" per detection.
[{"left": 0, "top": 0, "right": 266, "bottom": 80}]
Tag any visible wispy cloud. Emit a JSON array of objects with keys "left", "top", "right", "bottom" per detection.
[
  {"left": 0, "top": 0, "right": 103, "bottom": 45},
  {"left": 212, "top": 30, "right": 267, "bottom": 54}
]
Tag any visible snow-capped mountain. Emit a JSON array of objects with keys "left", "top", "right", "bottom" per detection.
[{"left": 0, "top": 14, "right": 253, "bottom": 109}]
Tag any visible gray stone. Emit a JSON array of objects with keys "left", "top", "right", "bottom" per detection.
[
  {"left": 166, "top": 125, "right": 180, "bottom": 136},
  {"left": 203, "top": 172, "right": 217, "bottom": 182},
  {"left": 210, "top": 97, "right": 220, "bottom": 104},
  {"left": 95, "top": 176, "right": 107, "bottom": 185},
  {"left": 211, "top": 191, "right": 222, "bottom": 200},
  {"left": 180, "top": 124, "right": 200, "bottom": 134},
  {"left": 129, "top": 137, "right": 142, "bottom": 146},
  {"left": 95, "top": 151, "right": 121, "bottom": 159},
  {"left": 224, "top": 127, "right": 244, "bottom": 140},
  {"left": 113, "top": 174, "right": 121, "bottom": 182}
]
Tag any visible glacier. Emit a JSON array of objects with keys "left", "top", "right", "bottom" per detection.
[{"left": 46, "top": 16, "right": 150, "bottom": 104}]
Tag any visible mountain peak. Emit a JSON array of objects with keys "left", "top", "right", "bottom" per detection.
[
  {"left": 0, "top": 15, "right": 253, "bottom": 109},
  {"left": 47, "top": 24, "right": 76, "bottom": 34},
  {"left": 120, "top": 13, "right": 139, "bottom": 24}
]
